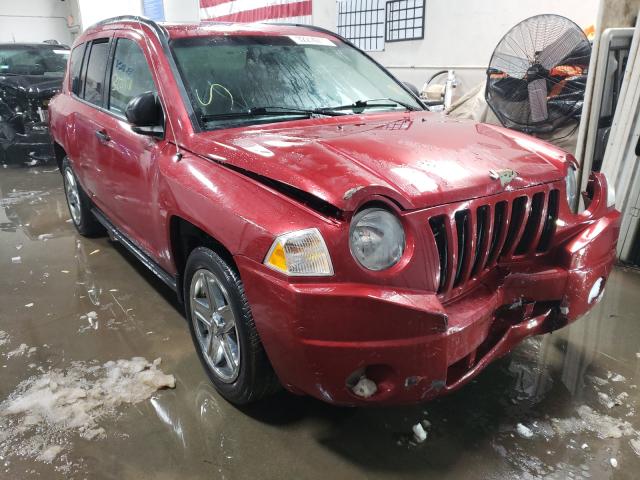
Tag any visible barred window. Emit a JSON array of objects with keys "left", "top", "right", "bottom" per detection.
[
  {"left": 385, "top": 0, "right": 426, "bottom": 42},
  {"left": 337, "top": 0, "right": 385, "bottom": 52}
]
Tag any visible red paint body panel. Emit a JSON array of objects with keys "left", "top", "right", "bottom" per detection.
[{"left": 48, "top": 20, "right": 621, "bottom": 405}]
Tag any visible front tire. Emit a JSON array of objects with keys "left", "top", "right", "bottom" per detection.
[
  {"left": 62, "top": 157, "right": 103, "bottom": 237},
  {"left": 184, "top": 247, "right": 279, "bottom": 404}
]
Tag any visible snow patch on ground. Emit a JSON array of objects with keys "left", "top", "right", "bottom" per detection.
[
  {"left": 630, "top": 438, "right": 640, "bottom": 457},
  {"left": 6, "top": 343, "right": 36, "bottom": 359},
  {"left": 0, "top": 357, "right": 175, "bottom": 466},
  {"left": 551, "top": 405, "right": 636, "bottom": 439}
]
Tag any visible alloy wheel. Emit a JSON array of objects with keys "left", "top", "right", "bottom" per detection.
[
  {"left": 189, "top": 269, "right": 241, "bottom": 383},
  {"left": 64, "top": 168, "right": 82, "bottom": 225}
]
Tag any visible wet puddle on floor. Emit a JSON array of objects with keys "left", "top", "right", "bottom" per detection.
[{"left": 1, "top": 165, "right": 639, "bottom": 479}]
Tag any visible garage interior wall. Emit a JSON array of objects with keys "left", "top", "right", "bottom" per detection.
[
  {"left": 351, "top": 0, "right": 601, "bottom": 93},
  {"left": 76, "top": 0, "right": 143, "bottom": 30},
  {"left": 0, "top": 0, "right": 74, "bottom": 44}
]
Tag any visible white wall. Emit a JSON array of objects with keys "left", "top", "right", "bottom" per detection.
[
  {"left": 164, "top": 0, "right": 199, "bottom": 22},
  {"left": 327, "top": 0, "right": 601, "bottom": 93},
  {"left": 0, "top": 0, "right": 73, "bottom": 44},
  {"left": 76, "top": 0, "right": 143, "bottom": 30},
  {"left": 312, "top": 0, "right": 337, "bottom": 30}
]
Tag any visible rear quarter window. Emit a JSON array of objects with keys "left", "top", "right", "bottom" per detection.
[{"left": 69, "top": 43, "right": 86, "bottom": 95}]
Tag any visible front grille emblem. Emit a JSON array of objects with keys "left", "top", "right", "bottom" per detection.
[{"left": 489, "top": 169, "right": 517, "bottom": 187}]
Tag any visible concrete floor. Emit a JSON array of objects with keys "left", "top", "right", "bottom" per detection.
[{"left": 1, "top": 165, "right": 640, "bottom": 479}]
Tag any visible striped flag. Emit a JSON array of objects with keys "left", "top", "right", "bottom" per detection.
[{"left": 199, "top": 0, "right": 313, "bottom": 24}]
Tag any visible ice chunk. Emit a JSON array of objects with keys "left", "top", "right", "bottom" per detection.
[
  {"left": 611, "top": 374, "right": 627, "bottom": 382},
  {"left": 412, "top": 423, "right": 428, "bottom": 443},
  {"left": 610, "top": 458, "right": 618, "bottom": 468},
  {"left": 351, "top": 376, "right": 377, "bottom": 398},
  {"left": 587, "top": 375, "right": 609, "bottom": 386},
  {"left": 598, "top": 392, "right": 615, "bottom": 409},
  {"left": 516, "top": 423, "right": 534, "bottom": 438},
  {"left": 36, "top": 445, "right": 63, "bottom": 463},
  {"left": 630, "top": 438, "right": 640, "bottom": 457},
  {"left": 11, "top": 256, "right": 21, "bottom": 264}
]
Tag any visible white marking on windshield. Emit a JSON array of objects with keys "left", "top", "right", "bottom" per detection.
[{"left": 287, "top": 36, "right": 335, "bottom": 47}]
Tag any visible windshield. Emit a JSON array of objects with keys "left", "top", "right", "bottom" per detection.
[
  {"left": 171, "top": 34, "right": 423, "bottom": 129},
  {"left": 0, "top": 45, "right": 69, "bottom": 77}
]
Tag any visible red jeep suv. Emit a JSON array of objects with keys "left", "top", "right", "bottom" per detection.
[{"left": 49, "top": 16, "right": 620, "bottom": 406}]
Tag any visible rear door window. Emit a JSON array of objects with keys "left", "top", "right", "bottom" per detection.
[
  {"left": 108, "top": 38, "right": 156, "bottom": 116},
  {"left": 69, "top": 43, "right": 86, "bottom": 95},
  {"left": 83, "top": 39, "right": 110, "bottom": 106}
]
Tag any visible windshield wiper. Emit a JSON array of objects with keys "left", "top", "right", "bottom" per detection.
[
  {"left": 249, "top": 106, "right": 344, "bottom": 116},
  {"left": 201, "top": 106, "right": 343, "bottom": 123},
  {"left": 319, "top": 98, "right": 420, "bottom": 113}
]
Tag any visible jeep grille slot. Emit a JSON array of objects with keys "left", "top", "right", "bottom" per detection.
[
  {"left": 515, "top": 192, "right": 545, "bottom": 255},
  {"left": 486, "top": 201, "right": 508, "bottom": 266},
  {"left": 453, "top": 211, "right": 467, "bottom": 286},
  {"left": 471, "top": 205, "right": 490, "bottom": 277},
  {"left": 500, "top": 196, "right": 528, "bottom": 257},
  {"left": 537, "top": 189, "right": 559, "bottom": 252},
  {"left": 427, "top": 187, "right": 559, "bottom": 295},
  {"left": 429, "top": 216, "right": 448, "bottom": 292}
]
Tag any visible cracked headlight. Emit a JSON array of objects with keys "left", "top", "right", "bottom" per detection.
[
  {"left": 264, "top": 228, "right": 333, "bottom": 276},
  {"left": 565, "top": 164, "right": 578, "bottom": 213},
  {"left": 349, "top": 208, "right": 405, "bottom": 271}
]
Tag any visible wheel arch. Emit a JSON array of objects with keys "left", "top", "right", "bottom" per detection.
[
  {"left": 169, "top": 215, "right": 237, "bottom": 303},
  {"left": 53, "top": 142, "right": 67, "bottom": 172}
]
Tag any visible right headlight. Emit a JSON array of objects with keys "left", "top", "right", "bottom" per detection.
[
  {"left": 565, "top": 164, "right": 578, "bottom": 213},
  {"left": 349, "top": 208, "right": 405, "bottom": 271}
]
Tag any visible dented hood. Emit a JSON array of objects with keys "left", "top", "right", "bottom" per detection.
[{"left": 189, "top": 111, "right": 570, "bottom": 212}]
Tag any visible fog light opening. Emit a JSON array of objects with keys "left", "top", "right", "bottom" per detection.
[{"left": 588, "top": 277, "right": 605, "bottom": 304}]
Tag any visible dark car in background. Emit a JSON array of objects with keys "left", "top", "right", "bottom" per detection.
[{"left": 0, "top": 43, "right": 69, "bottom": 165}]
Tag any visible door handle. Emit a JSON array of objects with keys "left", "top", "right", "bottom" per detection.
[{"left": 95, "top": 130, "right": 111, "bottom": 142}]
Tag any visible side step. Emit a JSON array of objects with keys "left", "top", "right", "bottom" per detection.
[{"left": 91, "top": 208, "right": 177, "bottom": 292}]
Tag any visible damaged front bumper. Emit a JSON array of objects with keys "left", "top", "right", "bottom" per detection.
[{"left": 237, "top": 174, "right": 620, "bottom": 406}]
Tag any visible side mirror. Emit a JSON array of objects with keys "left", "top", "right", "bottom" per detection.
[{"left": 125, "top": 91, "right": 164, "bottom": 137}]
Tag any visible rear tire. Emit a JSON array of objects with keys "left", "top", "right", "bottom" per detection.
[
  {"left": 184, "top": 247, "right": 280, "bottom": 404},
  {"left": 62, "top": 157, "right": 103, "bottom": 237}
]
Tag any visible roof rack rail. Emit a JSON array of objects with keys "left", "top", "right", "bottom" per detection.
[{"left": 90, "top": 15, "right": 169, "bottom": 39}]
